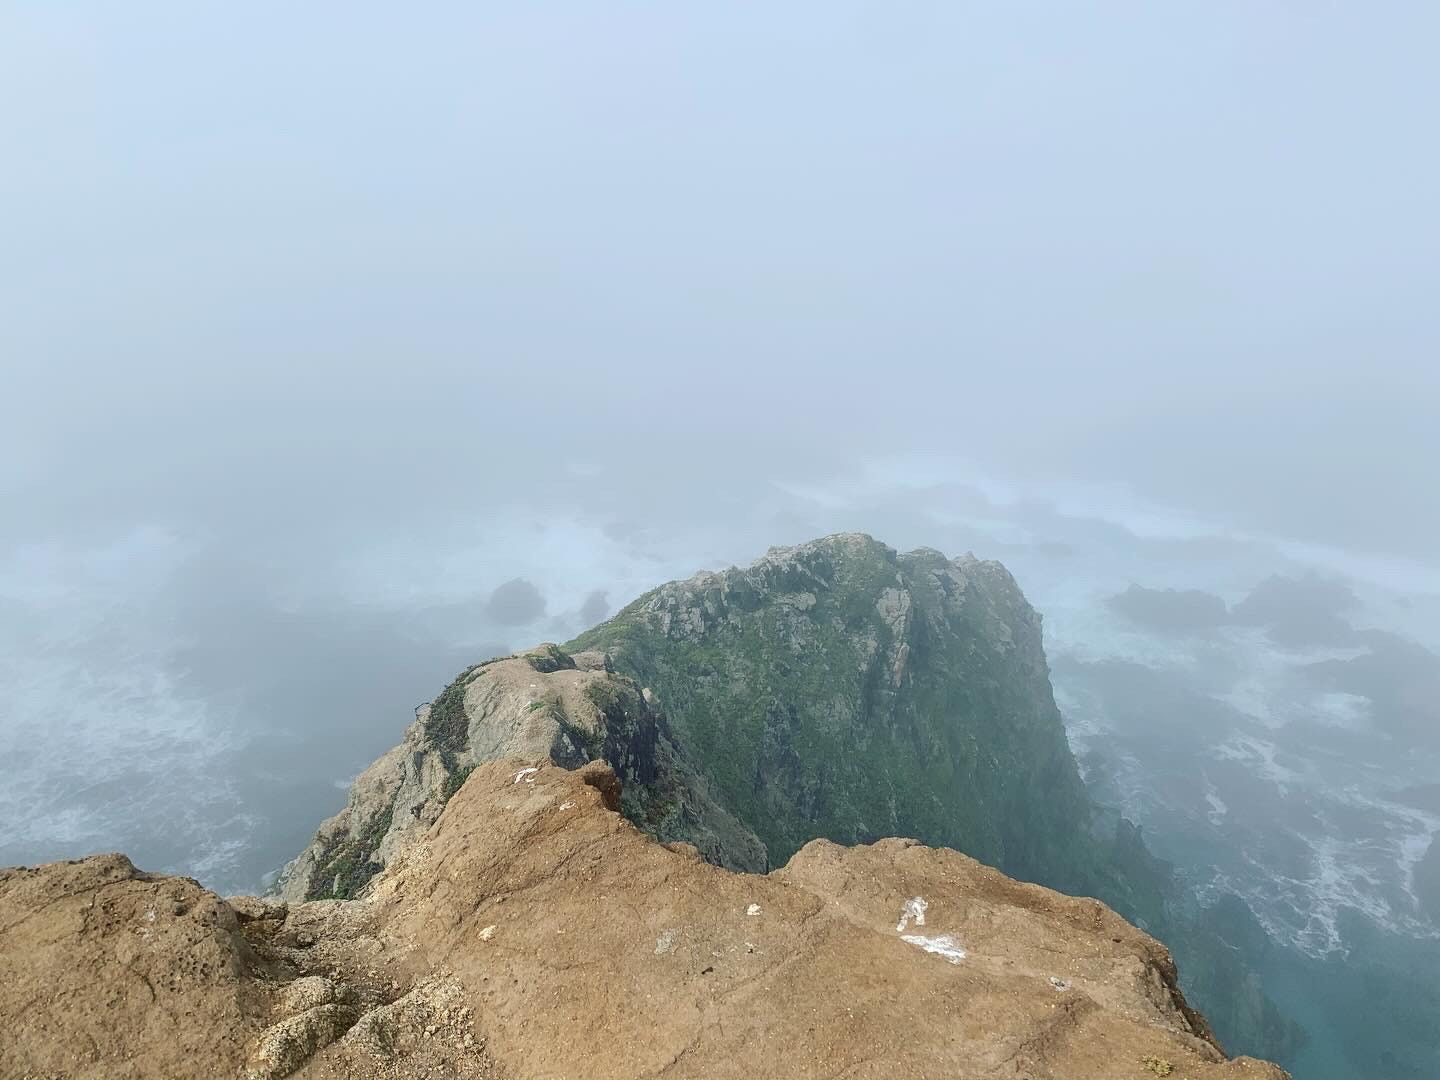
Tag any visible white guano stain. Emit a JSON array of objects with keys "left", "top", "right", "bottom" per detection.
[
  {"left": 513, "top": 767, "right": 539, "bottom": 785},
  {"left": 900, "top": 934, "right": 966, "bottom": 964},
  {"left": 896, "top": 896, "right": 928, "bottom": 932},
  {"left": 745, "top": 903, "right": 761, "bottom": 916}
]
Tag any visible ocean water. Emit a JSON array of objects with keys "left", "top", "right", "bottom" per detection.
[{"left": 0, "top": 529, "right": 257, "bottom": 884}]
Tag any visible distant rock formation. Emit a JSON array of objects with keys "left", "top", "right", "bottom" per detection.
[
  {"left": 1107, "top": 574, "right": 1364, "bottom": 646},
  {"left": 1108, "top": 584, "right": 1230, "bottom": 635},
  {"left": 0, "top": 760, "right": 1289, "bottom": 1080},
  {"left": 1229, "top": 574, "right": 1359, "bottom": 647}
]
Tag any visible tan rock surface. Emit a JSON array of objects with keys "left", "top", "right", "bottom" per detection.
[
  {"left": 276, "top": 646, "right": 765, "bottom": 902},
  {"left": 1, "top": 761, "right": 1288, "bottom": 1080}
]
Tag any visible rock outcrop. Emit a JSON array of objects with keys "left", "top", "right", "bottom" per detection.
[
  {"left": 0, "top": 760, "right": 1288, "bottom": 1080},
  {"left": 569, "top": 534, "right": 1106, "bottom": 891},
  {"left": 276, "top": 645, "right": 765, "bottom": 901}
]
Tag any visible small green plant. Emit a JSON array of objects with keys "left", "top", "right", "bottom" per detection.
[
  {"left": 584, "top": 678, "right": 626, "bottom": 715},
  {"left": 441, "top": 764, "right": 476, "bottom": 804},
  {"left": 555, "top": 713, "right": 601, "bottom": 760},
  {"left": 423, "top": 668, "right": 481, "bottom": 770},
  {"left": 525, "top": 644, "right": 576, "bottom": 673},
  {"left": 307, "top": 797, "right": 396, "bottom": 901},
  {"left": 1140, "top": 1056, "right": 1174, "bottom": 1077}
]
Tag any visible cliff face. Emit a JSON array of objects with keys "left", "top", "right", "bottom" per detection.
[
  {"left": 276, "top": 645, "right": 764, "bottom": 901},
  {"left": 0, "top": 760, "right": 1289, "bottom": 1080},
  {"left": 569, "top": 534, "right": 1101, "bottom": 889}
]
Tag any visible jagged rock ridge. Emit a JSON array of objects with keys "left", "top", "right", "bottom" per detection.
[
  {"left": 276, "top": 644, "right": 764, "bottom": 901},
  {"left": 0, "top": 760, "right": 1288, "bottom": 1080}
]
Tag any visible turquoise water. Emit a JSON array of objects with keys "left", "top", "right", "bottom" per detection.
[{"left": 1253, "top": 915, "right": 1440, "bottom": 1078}]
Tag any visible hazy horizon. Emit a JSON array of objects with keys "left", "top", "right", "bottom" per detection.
[{"left": 5, "top": 3, "right": 1439, "bottom": 570}]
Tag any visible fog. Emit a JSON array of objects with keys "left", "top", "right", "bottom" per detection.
[
  {"left": 3, "top": 8, "right": 1439, "bottom": 1073},
  {"left": 6, "top": 2, "right": 1439, "bottom": 554}
]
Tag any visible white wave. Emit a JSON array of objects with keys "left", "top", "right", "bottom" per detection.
[
  {"left": 1210, "top": 734, "right": 1305, "bottom": 794},
  {"left": 1307, "top": 692, "right": 1373, "bottom": 731},
  {"left": 1333, "top": 789, "right": 1440, "bottom": 912},
  {"left": 1203, "top": 779, "right": 1228, "bottom": 825},
  {"left": 0, "top": 530, "right": 257, "bottom": 890},
  {"left": 1209, "top": 627, "right": 1371, "bottom": 730},
  {"left": 1183, "top": 782, "right": 1440, "bottom": 956}
]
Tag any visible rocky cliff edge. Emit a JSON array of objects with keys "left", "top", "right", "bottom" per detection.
[{"left": 2, "top": 759, "right": 1287, "bottom": 1080}]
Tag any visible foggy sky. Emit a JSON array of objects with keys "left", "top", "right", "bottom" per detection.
[{"left": 3, "top": 1, "right": 1437, "bottom": 565}]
